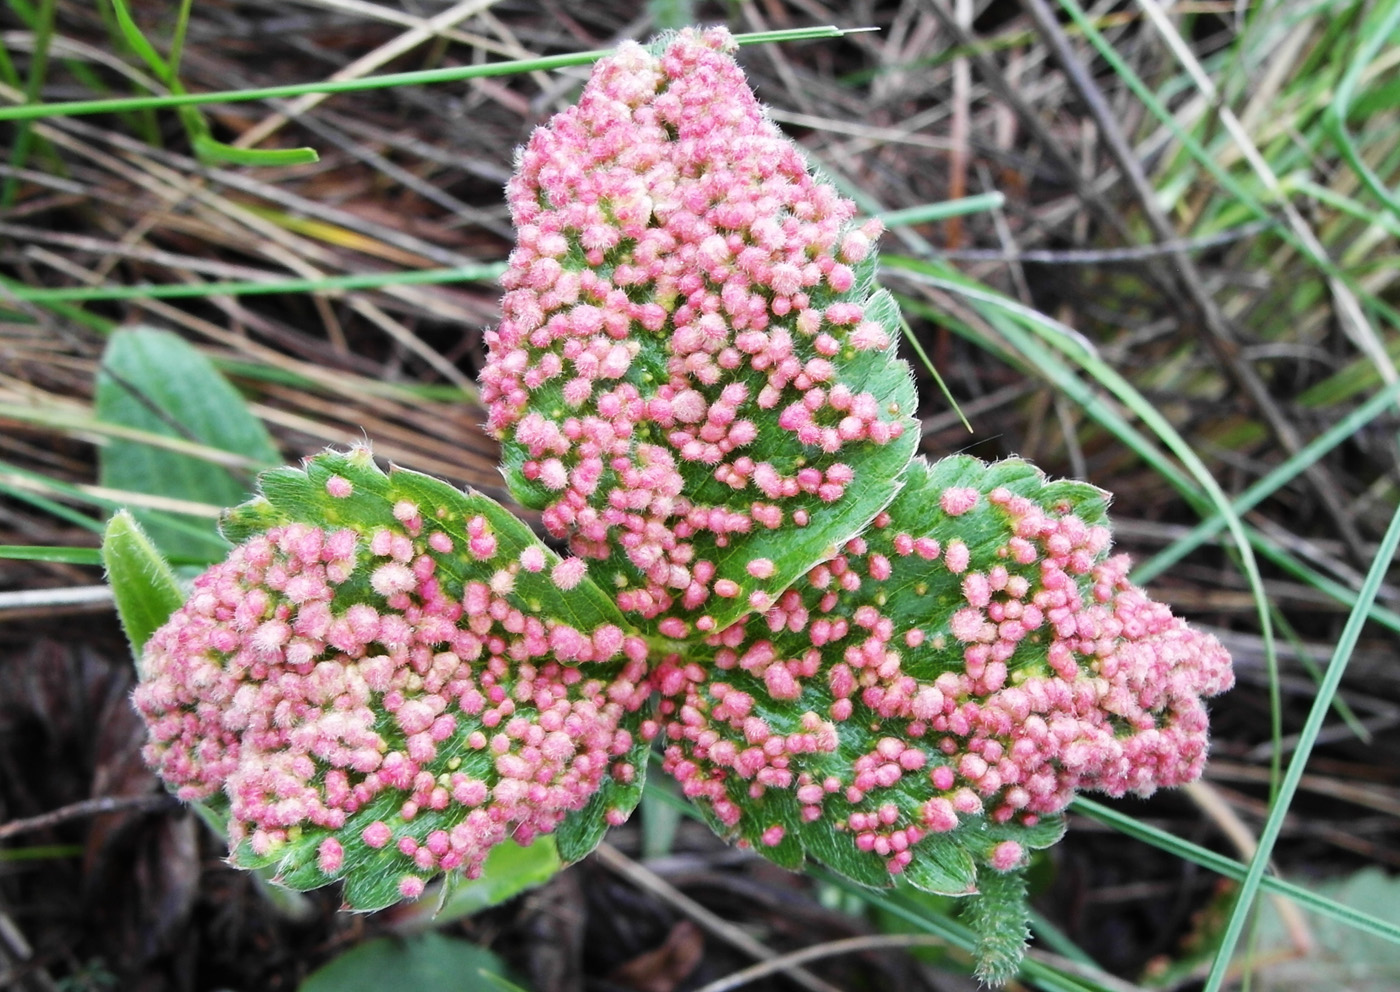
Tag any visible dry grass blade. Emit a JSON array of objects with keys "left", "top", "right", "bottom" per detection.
[
  {"left": 1021, "top": 0, "right": 1371, "bottom": 569},
  {"left": 1132, "top": 0, "right": 1396, "bottom": 388},
  {"left": 233, "top": 0, "right": 500, "bottom": 150},
  {"left": 592, "top": 843, "right": 844, "bottom": 992},
  {"left": 0, "top": 794, "right": 178, "bottom": 842},
  {"left": 690, "top": 933, "right": 951, "bottom": 992}
]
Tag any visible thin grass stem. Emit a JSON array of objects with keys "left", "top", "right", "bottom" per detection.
[
  {"left": 0, "top": 26, "right": 850, "bottom": 121},
  {"left": 0, "top": 545, "right": 103, "bottom": 565},
  {"left": 1072, "top": 797, "right": 1400, "bottom": 948},
  {"left": 1200, "top": 496, "right": 1400, "bottom": 989},
  {"left": 5, "top": 262, "right": 507, "bottom": 304},
  {"left": 1133, "top": 378, "right": 1400, "bottom": 583}
]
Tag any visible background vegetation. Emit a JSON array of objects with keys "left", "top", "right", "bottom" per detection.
[{"left": 1, "top": 0, "right": 1398, "bottom": 989}]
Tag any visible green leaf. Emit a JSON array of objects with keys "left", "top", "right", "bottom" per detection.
[
  {"left": 494, "top": 287, "right": 919, "bottom": 638},
  {"left": 434, "top": 837, "right": 561, "bottom": 922},
  {"left": 95, "top": 327, "right": 280, "bottom": 562},
  {"left": 1248, "top": 867, "right": 1400, "bottom": 991},
  {"left": 0, "top": 545, "right": 102, "bottom": 565},
  {"left": 298, "top": 932, "right": 509, "bottom": 992},
  {"left": 101, "top": 510, "right": 185, "bottom": 660},
  {"left": 485, "top": 30, "right": 920, "bottom": 638},
  {"left": 554, "top": 725, "right": 650, "bottom": 863},
  {"left": 191, "top": 133, "right": 319, "bottom": 167},
  {"left": 135, "top": 449, "right": 649, "bottom": 911},
  {"left": 653, "top": 455, "right": 1229, "bottom": 907}
]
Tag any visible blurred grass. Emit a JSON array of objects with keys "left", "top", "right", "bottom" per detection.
[{"left": 2, "top": 0, "right": 1399, "bottom": 989}]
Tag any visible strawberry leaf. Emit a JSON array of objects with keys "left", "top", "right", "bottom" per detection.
[
  {"left": 483, "top": 29, "right": 919, "bottom": 637},
  {"left": 554, "top": 726, "right": 652, "bottom": 863},
  {"left": 654, "top": 454, "right": 1230, "bottom": 894},
  {"left": 134, "top": 448, "right": 650, "bottom": 909}
]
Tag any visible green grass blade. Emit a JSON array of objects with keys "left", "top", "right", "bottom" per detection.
[
  {"left": 1072, "top": 797, "right": 1400, "bottom": 949},
  {"left": 1324, "top": 0, "right": 1400, "bottom": 222},
  {"left": 1054, "top": 0, "right": 1396, "bottom": 383},
  {"left": 1133, "top": 377, "right": 1400, "bottom": 583},
  {"left": 1026, "top": 909, "right": 1099, "bottom": 969},
  {"left": 1292, "top": 178, "right": 1400, "bottom": 240},
  {"left": 0, "top": 26, "right": 850, "bottom": 122},
  {"left": 894, "top": 289, "right": 1201, "bottom": 496},
  {"left": 0, "top": 845, "right": 84, "bottom": 862},
  {"left": 1, "top": 0, "right": 56, "bottom": 207},
  {"left": 898, "top": 313, "right": 970, "bottom": 432},
  {"left": 1047, "top": 0, "right": 1278, "bottom": 242},
  {"left": 109, "top": 0, "right": 171, "bottom": 81},
  {"left": 0, "top": 470, "right": 104, "bottom": 532},
  {"left": 808, "top": 867, "right": 1110, "bottom": 992},
  {"left": 0, "top": 275, "right": 114, "bottom": 332},
  {"left": 0, "top": 403, "right": 276, "bottom": 470},
  {"left": 166, "top": 0, "right": 194, "bottom": 76},
  {"left": 0, "top": 25, "right": 22, "bottom": 89},
  {"left": 190, "top": 134, "right": 319, "bottom": 166},
  {"left": 0, "top": 460, "right": 222, "bottom": 532},
  {"left": 876, "top": 193, "right": 1006, "bottom": 228},
  {"left": 0, "top": 545, "right": 102, "bottom": 565},
  {"left": 1269, "top": 608, "right": 1370, "bottom": 745},
  {"left": 6, "top": 262, "right": 505, "bottom": 303},
  {"left": 1201, "top": 497, "right": 1400, "bottom": 991},
  {"left": 887, "top": 258, "right": 1203, "bottom": 498},
  {"left": 107, "top": 0, "right": 317, "bottom": 166},
  {"left": 1248, "top": 529, "right": 1400, "bottom": 636}
]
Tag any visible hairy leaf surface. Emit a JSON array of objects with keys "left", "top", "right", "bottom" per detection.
[
  {"left": 655, "top": 454, "right": 1226, "bottom": 894},
  {"left": 135, "top": 449, "right": 649, "bottom": 909}
]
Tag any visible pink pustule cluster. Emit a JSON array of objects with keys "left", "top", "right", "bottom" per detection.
[
  {"left": 480, "top": 27, "right": 905, "bottom": 625},
  {"left": 134, "top": 509, "right": 649, "bottom": 893},
  {"left": 654, "top": 473, "right": 1232, "bottom": 875}
]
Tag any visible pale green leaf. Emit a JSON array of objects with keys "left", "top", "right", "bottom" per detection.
[
  {"left": 434, "top": 838, "right": 561, "bottom": 922},
  {"left": 298, "top": 933, "right": 508, "bottom": 992},
  {"left": 96, "top": 327, "right": 279, "bottom": 562},
  {"left": 101, "top": 510, "right": 185, "bottom": 660}
]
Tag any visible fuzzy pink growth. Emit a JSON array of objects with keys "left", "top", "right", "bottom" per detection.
[
  {"left": 988, "top": 840, "right": 1023, "bottom": 871},
  {"left": 134, "top": 515, "right": 651, "bottom": 902},
  {"left": 653, "top": 467, "right": 1232, "bottom": 880},
  {"left": 479, "top": 27, "right": 904, "bottom": 627},
  {"left": 939, "top": 487, "right": 978, "bottom": 515},
  {"left": 552, "top": 557, "right": 587, "bottom": 591},
  {"left": 318, "top": 837, "right": 344, "bottom": 874}
]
